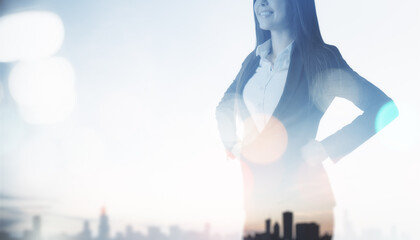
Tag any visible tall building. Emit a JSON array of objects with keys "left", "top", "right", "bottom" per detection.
[
  {"left": 79, "top": 220, "right": 91, "bottom": 240},
  {"left": 148, "top": 226, "right": 164, "bottom": 240},
  {"left": 32, "top": 216, "right": 41, "bottom": 240},
  {"left": 98, "top": 208, "right": 110, "bottom": 240},
  {"left": 169, "top": 225, "right": 182, "bottom": 240},
  {"left": 296, "top": 223, "right": 319, "bottom": 240},
  {"left": 125, "top": 225, "right": 133, "bottom": 240},
  {"left": 273, "top": 222, "right": 280, "bottom": 240},
  {"left": 283, "top": 212, "right": 293, "bottom": 240},
  {"left": 265, "top": 219, "right": 271, "bottom": 234}
]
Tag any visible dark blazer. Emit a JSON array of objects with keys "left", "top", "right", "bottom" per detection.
[{"left": 216, "top": 44, "right": 397, "bottom": 165}]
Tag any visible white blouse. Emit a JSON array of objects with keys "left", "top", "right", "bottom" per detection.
[{"left": 243, "top": 39, "right": 294, "bottom": 132}]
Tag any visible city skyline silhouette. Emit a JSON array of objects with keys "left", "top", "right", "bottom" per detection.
[
  {"left": 0, "top": 208, "right": 335, "bottom": 240},
  {"left": 243, "top": 211, "right": 331, "bottom": 240}
]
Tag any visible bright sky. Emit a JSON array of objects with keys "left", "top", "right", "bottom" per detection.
[{"left": 0, "top": 0, "right": 419, "bottom": 239}]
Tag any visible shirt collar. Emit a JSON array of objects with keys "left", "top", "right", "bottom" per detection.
[
  {"left": 255, "top": 38, "right": 295, "bottom": 71},
  {"left": 255, "top": 38, "right": 273, "bottom": 59}
]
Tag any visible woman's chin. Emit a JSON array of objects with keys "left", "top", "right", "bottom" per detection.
[{"left": 258, "top": 23, "right": 273, "bottom": 31}]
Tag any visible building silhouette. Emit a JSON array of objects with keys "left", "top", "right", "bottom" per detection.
[
  {"left": 243, "top": 211, "right": 332, "bottom": 240},
  {"left": 32, "top": 216, "right": 41, "bottom": 240},
  {"left": 283, "top": 212, "right": 293, "bottom": 240},
  {"left": 147, "top": 227, "right": 165, "bottom": 240},
  {"left": 265, "top": 219, "right": 270, "bottom": 235},
  {"left": 273, "top": 222, "right": 280, "bottom": 240},
  {"left": 125, "top": 225, "right": 134, "bottom": 240},
  {"left": 319, "top": 234, "right": 332, "bottom": 240},
  {"left": 296, "top": 223, "right": 319, "bottom": 240},
  {"left": 79, "top": 220, "right": 91, "bottom": 240},
  {"left": 13, "top": 215, "right": 43, "bottom": 240},
  {"left": 0, "top": 208, "right": 334, "bottom": 240},
  {"left": 168, "top": 226, "right": 182, "bottom": 240},
  {"left": 98, "top": 208, "right": 110, "bottom": 240}
]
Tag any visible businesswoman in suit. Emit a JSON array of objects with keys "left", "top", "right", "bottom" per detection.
[{"left": 216, "top": 0, "right": 398, "bottom": 238}]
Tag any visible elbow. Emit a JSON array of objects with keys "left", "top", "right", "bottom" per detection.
[
  {"left": 392, "top": 101, "right": 399, "bottom": 120},
  {"left": 215, "top": 93, "right": 237, "bottom": 120},
  {"left": 215, "top": 96, "right": 225, "bottom": 119},
  {"left": 374, "top": 100, "right": 399, "bottom": 132},
  {"left": 215, "top": 101, "right": 225, "bottom": 123}
]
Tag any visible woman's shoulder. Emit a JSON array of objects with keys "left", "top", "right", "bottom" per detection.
[
  {"left": 235, "top": 49, "right": 260, "bottom": 77},
  {"left": 241, "top": 49, "right": 258, "bottom": 66},
  {"left": 313, "top": 44, "right": 348, "bottom": 70}
]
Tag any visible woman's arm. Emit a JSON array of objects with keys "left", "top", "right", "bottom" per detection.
[
  {"left": 315, "top": 46, "right": 399, "bottom": 162},
  {"left": 215, "top": 51, "right": 256, "bottom": 157},
  {"left": 216, "top": 76, "right": 241, "bottom": 153}
]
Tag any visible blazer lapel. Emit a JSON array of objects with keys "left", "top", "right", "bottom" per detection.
[
  {"left": 236, "top": 52, "right": 260, "bottom": 120},
  {"left": 237, "top": 53, "right": 260, "bottom": 95},
  {"left": 272, "top": 45, "right": 304, "bottom": 119},
  {"left": 234, "top": 46, "right": 305, "bottom": 123}
]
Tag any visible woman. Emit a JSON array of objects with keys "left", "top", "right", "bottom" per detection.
[{"left": 216, "top": 0, "right": 398, "bottom": 238}]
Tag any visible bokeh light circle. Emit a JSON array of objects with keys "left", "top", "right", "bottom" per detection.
[
  {"left": 0, "top": 11, "right": 64, "bottom": 62},
  {"left": 240, "top": 115, "right": 288, "bottom": 165},
  {"left": 8, "top": 57, "right": 76, "bottom": 124},
  {"left": 375, "top": 101, "right": 399, "bottom": 133}
]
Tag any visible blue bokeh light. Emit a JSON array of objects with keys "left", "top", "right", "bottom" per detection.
[{"left": 375, "top": 101, "right": 399, "bottom": 133}]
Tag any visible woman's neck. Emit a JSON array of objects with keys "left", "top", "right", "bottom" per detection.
[{"left": 269, "top": 29, "right": 294, "bottom": 60}]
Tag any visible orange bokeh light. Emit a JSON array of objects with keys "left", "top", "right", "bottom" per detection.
[{"left": 240, "top": 115, "right": 288, "bottom": 165}]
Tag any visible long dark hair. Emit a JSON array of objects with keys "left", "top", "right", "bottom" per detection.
[
  {"left": 254, "top": 0, "right": 324, "bottom": 47},
  {"left": 252, "top": 0, "right": 340, "bottom": 94}
]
